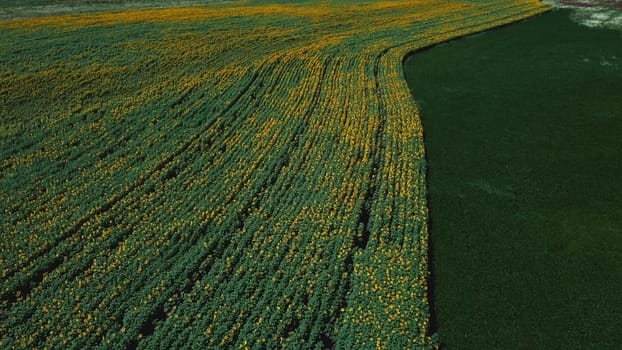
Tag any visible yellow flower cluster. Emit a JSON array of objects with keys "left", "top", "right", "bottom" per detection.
[{"left": 0, "top": 1, "right": 549, "bottom": 348}]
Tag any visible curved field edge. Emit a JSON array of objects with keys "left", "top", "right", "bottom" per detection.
[{"left": 0, "top": 1, "right": 548, "bottom": 349}]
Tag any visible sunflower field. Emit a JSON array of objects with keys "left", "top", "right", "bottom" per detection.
[{"left": 0, "top": 1, "right": 548, "bottom": 349}]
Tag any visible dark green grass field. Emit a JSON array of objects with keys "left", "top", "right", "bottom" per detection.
[{"left": 404, "top": 9, "right": 622, "bottom": 350}]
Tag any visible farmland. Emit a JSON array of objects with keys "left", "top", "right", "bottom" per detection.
[
  {"left": 0, "top": 1, "right": 548, "bottom": 349},
  {"left": 405, "top": 8, "right": 622, "bottom": 349}
]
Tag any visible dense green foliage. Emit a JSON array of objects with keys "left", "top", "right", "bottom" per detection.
[
  {"left": 404, "top": 9, "right": 622, "bottom": 349},
  {"left": 1, "top": 1, "right": 548, "bottom": 348}
]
